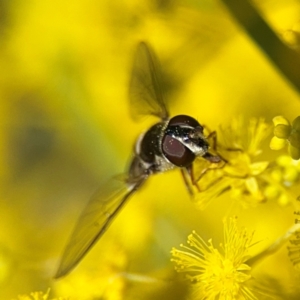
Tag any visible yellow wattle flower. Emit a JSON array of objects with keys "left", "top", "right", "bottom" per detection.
[{"left": 171, "top": 217, "right": 257, "bottom": 300}]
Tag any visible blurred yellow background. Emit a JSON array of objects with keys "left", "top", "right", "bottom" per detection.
[{"left": 1, "top": 0, "right": 300, "bottom": 299}]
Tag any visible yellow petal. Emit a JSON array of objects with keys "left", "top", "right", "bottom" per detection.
[
  {"left": 270, "top": 136, "right": 287, "bottom": 150},
  {"left": 246, "top": 177, "right": 259, "bottom": 195},
  {"left": 250, "top": 161, "right": 269, "bottom": 175},
  {"left": 272, "top": 116, "right": 290, "bottom": 126}
]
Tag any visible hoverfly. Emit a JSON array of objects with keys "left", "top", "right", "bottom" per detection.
[{"left": 55, "top": 42, "right": 222, "bottom": 278}]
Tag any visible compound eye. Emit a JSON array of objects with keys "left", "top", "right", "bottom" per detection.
[
  {"left": 168, "top": 115, "right": 201, "bottom": 128},
  {"left": 162, "top": 135, "right": 195, "bottom": 167}
]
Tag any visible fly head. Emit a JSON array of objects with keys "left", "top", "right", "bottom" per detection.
[{"left": 161, "top": 115, "right": 209, "bottom": 167}]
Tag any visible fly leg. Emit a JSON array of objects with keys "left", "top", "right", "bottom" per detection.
[
  {"left": 181, "top": 163, "right": 225, "bottom": 194},
  {"left": 180, "top": 162, "right": 212, "bottom": 196},
  {"left": 180, "top": 167, "right": 198, "bottom": 196},
  {"left": 205, "top": 130, "right": 229, "bottom": 164},
  {"left": 193, "top": 153, "right": 226, "bottom": 192}
]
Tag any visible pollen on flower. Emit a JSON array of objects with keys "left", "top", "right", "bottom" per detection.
[
  {"left": 171, "top": 217, "right": 257, "bottom": 300},
  {"left": 195, "top": 117, "right": 300, "bottom": 208},
  {"left": 194, "top": 117, "right": 271, "bottom": 208}
]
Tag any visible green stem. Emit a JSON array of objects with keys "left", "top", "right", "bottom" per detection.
[{"left": 220, "top": 0, "right": 300, "bottom": 94}]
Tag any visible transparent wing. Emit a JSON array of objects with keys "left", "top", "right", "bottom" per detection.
[
  {"left": 55, "top": 177, "right": 145, "bottom": 278},
  {"left": 129, "top": 41, "right": 169, "bottom": 121}
]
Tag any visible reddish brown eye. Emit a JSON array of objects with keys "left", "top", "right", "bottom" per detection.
[
  {"left": 168, "top": 115, "right": 201, "bottom": 128},
  {"left": 162, "top": 135, "right": 195, "bottom": 167}
]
